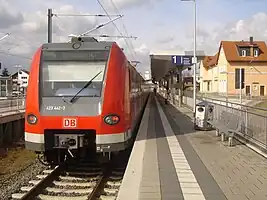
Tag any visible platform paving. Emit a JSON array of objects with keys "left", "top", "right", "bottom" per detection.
[
  {"left": 160, "top": 95, "right": 267, "bottom": 200},
  {"left": 118, "top": 94, "right": 230, "bottom": 200}
]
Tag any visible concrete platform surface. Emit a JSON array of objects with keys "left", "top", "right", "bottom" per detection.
[{"left": 117, "top": 94, "right": 267, "bottom": 200}]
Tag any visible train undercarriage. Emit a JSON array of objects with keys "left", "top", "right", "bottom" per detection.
[{"left": 37, "top": 133, "right": 127, "bottom": 166}]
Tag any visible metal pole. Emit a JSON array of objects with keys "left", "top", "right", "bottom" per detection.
[
  {"left": 193, "top": 0, "right": 197, "bottom": 114},
  {"left": 16, "top": 65, "right": 19, "bottom": 111},
  {"left": 48, "top": 8, "right": 53, "bottom": 43},
  {"left": 226, "top": 72, "right": 228, "bottom": 106},
  {"left": 239, "top": 68, "right": 242, "bottom": 104}
]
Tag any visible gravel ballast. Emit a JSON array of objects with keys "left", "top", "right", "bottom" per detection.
[{"left": 0, "top": 147, "right": 48, "bottom": 200}]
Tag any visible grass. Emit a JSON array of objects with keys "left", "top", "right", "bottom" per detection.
[
  {"left": 0, "top": 147, "right": 36, "bottom": 176},
  {"left": 254, "top": 101, "right": 267, "bottom": 109},
  {"left": 249, "top": 100, "right": 267, "bottom": 116}
]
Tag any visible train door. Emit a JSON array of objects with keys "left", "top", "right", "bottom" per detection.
[{"left": 125, "top": 67, "right": 131, "bottom": 126}]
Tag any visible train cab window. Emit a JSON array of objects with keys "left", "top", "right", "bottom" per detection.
[{"left": 41, "top": 61, "right": 106, "bottom": 97}]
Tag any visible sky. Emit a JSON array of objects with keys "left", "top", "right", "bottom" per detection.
[{"left": 0, "top": 0, "right": 267, "bottom": 75}]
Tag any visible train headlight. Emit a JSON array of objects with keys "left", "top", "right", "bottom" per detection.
[
  {"left": 27, "top": 114, "right": 38, "bottom": 125},
  {"left": 104, "top": 114, "right": 120, "bottom": 125}
]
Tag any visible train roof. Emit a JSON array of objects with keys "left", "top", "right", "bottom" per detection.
[{"left": 42, "top": 37, "right": 115, "bottom": 51}]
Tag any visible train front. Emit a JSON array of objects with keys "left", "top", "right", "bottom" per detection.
[{"left": 25, "top": 38, "right": 112, "bottom": 164}]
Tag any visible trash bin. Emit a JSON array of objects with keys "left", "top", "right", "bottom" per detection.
[{"left": 194, "top": 101, "right": 214, "bottom": 130}]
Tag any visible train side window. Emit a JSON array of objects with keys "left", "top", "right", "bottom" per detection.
[{"left": 128, "top": 69, "right": 131, "bottom": 91}]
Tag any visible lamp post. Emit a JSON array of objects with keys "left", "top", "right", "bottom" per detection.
[
  {"left": 181, "top": 0, "right": 197, "bottom": 113},
  {"left": 13, "top": 65, "right": 21, "bottom": 111}
]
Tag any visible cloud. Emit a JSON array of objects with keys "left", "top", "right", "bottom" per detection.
[
  {"left": 2, "top": 0, "right": 267, "bottom": 77},
  {"left": 0, "top": 0, "right": 159, "bottom": 74},
  {"left": 181, "top": 12, "right": 267, "bottom": 55},
  {"left": 156, "top": 36, "right": 175, "bottom": 44},
  {"left": 104, "top": 0, "right": 162, "bottom": 10},
  {"left": 0, "top": 2, "right": 23, "bottom": 29},
  {"left": 0, "top": 1, "right": 119, "bottom": 73}
]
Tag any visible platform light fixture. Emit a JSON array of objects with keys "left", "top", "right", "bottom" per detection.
[{"left": 181, "top": 0, "right": 197, "bottom": 114}]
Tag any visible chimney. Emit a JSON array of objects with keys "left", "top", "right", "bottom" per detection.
[
  {"left": 249, "top": 36, "right": 254, "bottom": 56},
  {"left": 250, "top": 36, "right": 253, "bottom": 45}
]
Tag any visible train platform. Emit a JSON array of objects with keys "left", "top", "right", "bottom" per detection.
[{"left": 117, "top": 94, "right": 267, "bottom": 200}]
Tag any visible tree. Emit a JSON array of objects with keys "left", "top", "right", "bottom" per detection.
[{"left": 1, "top": 68, "right": 10, "bottom": 77}]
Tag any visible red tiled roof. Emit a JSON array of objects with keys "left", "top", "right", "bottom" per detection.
[
  {"left": 219, "top": 41, "right": 267, "bottom": 62},
  {"left": 203, "top": 40, "right": 267, "bottom": 68}
]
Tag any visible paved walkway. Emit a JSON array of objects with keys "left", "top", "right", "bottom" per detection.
[
  {"left": 162, "top": 96, "right": 267, "bottom": 200},
  {"left": 118, "top": 94, "right": 267, "bottom": 200},
  {"left": 118, "top": 95, "right": 226, "bottom": 200}
]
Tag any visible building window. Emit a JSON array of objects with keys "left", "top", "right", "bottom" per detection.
[
  {"left": 241, "top": 50, "right": 246, "bottom": 57},
  {"left": 219, "top": 65, "right": 226, "bottom": 73},
  {"left": 207, "top": 81, "right": 210, "bottom": 91},
  {"left": 254, "top": 49, "right": 258, "bottom": 57},
  {"left": 260, "top": 85, "right": 265, "bottom": 96},
  {"left": 246, "top": 85, "right": 250, "bottom": 96}
]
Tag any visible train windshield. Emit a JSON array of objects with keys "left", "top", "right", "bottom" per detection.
[{"left": 40, "top": 50, "right": 109, "bottom": 97}]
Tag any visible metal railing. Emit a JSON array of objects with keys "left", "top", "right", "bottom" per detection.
[
  {"left": 184, "top": 90, "right": 267, "bottom": 101},
  {"left": 183, "top": 94, "right": 267, "bottom": 149},
  {"left": 0, "top": 97, "right": 25, "bottom": 114},
  {"left": 158, "top": 88, "right": 267, "bottom": 149}
]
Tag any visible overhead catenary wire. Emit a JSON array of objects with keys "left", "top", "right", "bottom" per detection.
[
  {"left": 88, "top": 34, "right": 137, "bottom": 39},
  {"left": 96, "top": 0, "right": 137, "bottom": 61},
  {"left": 109, "top": 0, "right": 138, "bottom": 59},
  {"left": 78, "top": 15, "right": 123, "bottom": 37},
  {"left": 0, "top": 51, "right": 32, "bottom": 60},
  {"left": 53, "top": 13, "right": 122, "bottom": 17}
]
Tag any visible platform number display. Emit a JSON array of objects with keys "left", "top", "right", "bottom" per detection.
[
  {"left": 172, "top": 55, "right": 193, "bottom": 66},
  {"left": 63, "top": 118, "right": 77, "bottom": 128}
]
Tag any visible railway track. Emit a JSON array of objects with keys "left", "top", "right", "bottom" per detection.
[{"left": 11, "top": 158, "right": 126, "bottom": 200}]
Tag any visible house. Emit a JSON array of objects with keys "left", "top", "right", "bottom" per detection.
[
  {"left": 199, "top": 36, "right": 267, "bottom": 96},
  {"left": 11, "top": 69, "right": 29, "bottom": 94}
]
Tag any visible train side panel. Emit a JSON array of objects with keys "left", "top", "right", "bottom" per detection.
[
  {"left": 25, "top": 48, "right": 43, "bottom": 152},
  {"left": 97, "top": 43, "right": 130, "bottom": 152}
]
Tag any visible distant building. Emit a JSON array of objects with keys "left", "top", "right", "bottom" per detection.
[
  {"left": 144, "top": 70, "right": 151, "bottom": 80},
  {"left": 0, "top": 76, "right": 12, "bottom": 97},
  {"left": 11, "top": 69, "right": 29, "bottom": 94},
  {"left": 199, "top": 36, "right": 267, "bottom": 96}
]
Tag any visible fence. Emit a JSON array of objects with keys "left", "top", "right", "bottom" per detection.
[
  {"left": 0, "top": 97, "right": 25, "bottom": 114},
  {"left": 183, "top": 95, "right": 267, "bottom": 149},
  {"left": 159, "top": 88, "right": 267, "bottom": 150}
]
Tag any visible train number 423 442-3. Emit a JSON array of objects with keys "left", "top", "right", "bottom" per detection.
[{"left": 46, "top": 105, "right": 66, "bottom": 111}]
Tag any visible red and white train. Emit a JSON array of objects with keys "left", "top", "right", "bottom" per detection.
[{"left": 25, "top": 36, "right": 149, "bottom": 164}]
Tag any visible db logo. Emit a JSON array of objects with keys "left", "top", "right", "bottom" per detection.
[{"left": 63, "top": 118, "right": 77, "bottom": 128}]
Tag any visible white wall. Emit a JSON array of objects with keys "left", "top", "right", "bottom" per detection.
[{"left": 18, "top": 71, "right": 29, "bottom": 88}]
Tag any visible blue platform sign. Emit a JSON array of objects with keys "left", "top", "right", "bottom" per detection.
[{"left": 172, "top": 55, "right": 193, "bottom": 66}]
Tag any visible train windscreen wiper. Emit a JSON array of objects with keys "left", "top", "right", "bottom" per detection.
[{"left": 69, "top": 71, "right": 102, "bottom": 103}]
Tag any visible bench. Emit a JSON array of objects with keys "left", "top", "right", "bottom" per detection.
[
  {"left": 208, "top": 111, "right": 242, "bottom": 147},
  {"left": 208, "top": 111, "right": 230, "bottom": 136}
]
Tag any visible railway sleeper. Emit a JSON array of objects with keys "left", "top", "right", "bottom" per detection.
[
  {"left": 29, "top": 179, "right": 97, "bottom": 188},
  {"left": 51, "top": 180, "right": 97, "bottom": 188},
  {"left": 106, "top": 181, "right": 121, "bottom": 188},
  {"left": 43, "top": 187, "right": 93, "bottom": 196},
  {"left": 99, "top": 196, "right": 117, "bottom": 200},
  {"left": 109, "top": 176, "right": 122, "bottom": 181},
  {"left": 36, "top": 194, "right": 89, "bottom": 200},
  {"left": 65, "top": 171, "right": 102, "bottom": 177},
  {"left": 20, "top": 186, "right": 92, "bottom": 196},
  {"left": 36, "top": 174, "right": 93, "bottom": 182},
  {"left": 103, "top": 187, "right": 119, "bottom": 195}
]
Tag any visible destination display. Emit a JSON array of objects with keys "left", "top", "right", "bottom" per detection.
[{"left": 42, "top": 50, "right": 110, "bottom": 61}]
